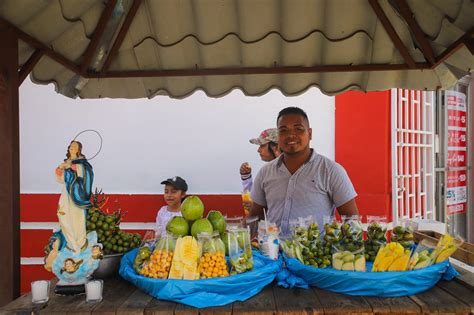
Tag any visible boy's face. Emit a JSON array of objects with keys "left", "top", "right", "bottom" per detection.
[{"left": 164, "top": 184, "right": 186, "bottom": 208}]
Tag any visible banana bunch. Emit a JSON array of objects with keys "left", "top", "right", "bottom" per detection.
[{"left": 372, "top": 242, "right": 411, "bottom": 272}]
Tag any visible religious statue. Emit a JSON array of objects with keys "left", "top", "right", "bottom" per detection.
[{"left": 44, "top": 139, "right": 102, "bottom": 294}]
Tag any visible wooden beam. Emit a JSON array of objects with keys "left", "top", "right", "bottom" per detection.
[
  {"left": 432, "top": 29, "right": 474, "bottom": 68},
  {"left": 18, "top": 50, "right": 43, "bottom": 85},
  {"left": 89, "top": 63, "right": 431, "bottom": 78},
  {"left": 0, "top": 18, "right": 81, "bottom": 75},
  {"left": 100, "top": 0, "right": 142, "bottom": 73},
  {"left": 0, "top": 25, "right": 20, "bottom": 307},
  {"left": 80, "top": 0, "right": 117, "bottom": 74},
  {"left": 368, "top": 0, "right": 416, "bottom": 68},
  {"left": 395, "top": 0, "right": 436, "bottom": 65}
]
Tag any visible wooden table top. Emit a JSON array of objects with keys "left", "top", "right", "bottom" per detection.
[{"left": 1, "top": 273, "right": 473, "bottom": 315}]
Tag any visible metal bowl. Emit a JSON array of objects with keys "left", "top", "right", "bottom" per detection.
[{"left": 92, "top": 253, "right": 123, "bottom": 279}]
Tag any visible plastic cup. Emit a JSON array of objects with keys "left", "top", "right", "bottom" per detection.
[
  {"left": 85, "top": 279, "right": 103, "bottom": 303},
  {"left": 31, "top": 280, "right": 50, "bottom": 304}
]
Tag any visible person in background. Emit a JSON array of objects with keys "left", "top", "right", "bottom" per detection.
[
  {"left": 240, "top": 128, "right": 281, "bottom": 214},
  {"left": 155, "top": 176, "right": 188, "bottom": 237},
  {"left": 249, "top": 107, "right": 358, "bottom": 236}
]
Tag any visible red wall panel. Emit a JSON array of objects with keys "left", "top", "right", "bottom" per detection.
[{"left": 335, "top": 91, "right": 392, "bottom": 221}]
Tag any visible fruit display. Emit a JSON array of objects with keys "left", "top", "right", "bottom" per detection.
[
  {"left": 168, "top": 236, "right": 200, "bottom": 280},
  {"left": 390, "top": 225, "right": 414, "bottom": 249},
  {"left": 226, "top": 227, "right": 253, "bottom": 274},
  {"left": 372, "top": 242, "right": 411, "bottom": 272},
  {"left": 136, "top": 235, "right": 176, "bottom": 278},
  {"left": 197, "top": 231, "right": 229, "bottom": 278},
  {"left": 365, "top": 220, "right": 387, "bottom": 262},
  {"left": 429, "top": 234, "right": 463, "bottom": 264},
  {"left": 86, "top": 189, "right": 141, "bottom": 255},
  {"left": 332, "top": 251, "right": 366, "bottom": 272}
]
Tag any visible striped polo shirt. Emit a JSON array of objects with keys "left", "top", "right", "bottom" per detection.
[{"left": 251, "top": 150, "right": 357, "bottom": 237}]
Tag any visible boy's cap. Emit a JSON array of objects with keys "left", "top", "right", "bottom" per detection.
[
  {"left": 249, "top": 128, "right": 278, "bottom": 145},
  {"left": 161, "top": 176, "right": 188, "bottom": 191}
]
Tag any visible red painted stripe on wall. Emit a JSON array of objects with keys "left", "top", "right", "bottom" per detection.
[
  {"left": 21, "top": 230, "right": 52, "bottom": 257},
  {"left": 21, "top": 194, "right": 245, "bottom": 222}
]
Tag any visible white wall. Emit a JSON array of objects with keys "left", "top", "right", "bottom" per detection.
[{"left": 20, "top": 79, "right": 335, "bottom": 194}]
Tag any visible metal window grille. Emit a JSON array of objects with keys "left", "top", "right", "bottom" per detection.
[{"left": 391, "top": 89, "right": 436, "bottom": 225}]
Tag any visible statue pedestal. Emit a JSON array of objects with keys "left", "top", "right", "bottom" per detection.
[{"left": 54, "top": 284, "right": 85, "bottom": 296}]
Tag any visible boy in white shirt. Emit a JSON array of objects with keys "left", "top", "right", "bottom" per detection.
[{"left": 155, "top": 176, "right": 188, "bottom": 237}]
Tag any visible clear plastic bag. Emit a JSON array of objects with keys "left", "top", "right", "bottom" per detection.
[
  {"left": 337, "top": 215, "right": 365, "bottom": 254},
  {"left": 430, "top": 234, "right": 464, "bottom": 264},
  {"left": 139, "top": 234, "right": 176, "bottom": 278},
  {"left": 197, "top": 231, "right": 228, "bottom": 278},
  {"left": 365, "top": 215, "right": 388, "bottom": 262},
  {"left": 408, "top": 239, "right": 436, "bottom": 270},
  {"left": 391, "top": 220, "right": 415, "bottom": 249},
  {"left": 332, "top": 246, "right": 366, "bottom": 272},
  {"left": 227, "top": 226, "right": 253, "bottom": 274},
  {"left": 322, "top": 216, "right": 342, "bottom": 258},
  {"left": 257, "top": 221, "right": 280, "bottom": 260},
  {"left": 289, "top": 216, "right": 313, "bottom": 244}
]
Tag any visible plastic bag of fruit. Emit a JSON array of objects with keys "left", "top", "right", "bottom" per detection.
[
  {"left": 139, "top": 234, "right": 176, "bottom": 279},
  {"left": 332, "top": 246, "right": 366, "bottom": 272},
  {"left": 257, "top": 221, "right": 280, "bottom": 260},
  {"left": 430, "top": 234, "right": 464, "bottom": 264},
  {"left": 372, "top": 242, "right": 413, "bottom": 272},
  {"left": 322, "top": 216, "right": 342, "bottom": 257},
  {"left": 390, "top": 220, "right": 415, "bottom": 249},
  {"left": 336, "top": 215, "right": 365, "bottom": 254},
  {"left": 365, "top": 215, "right": 388, "bottom": 262},
  {"left": 408, "top": 239, "right": 436, "bottom": 270},
  {"left": 227, "top": 226, "right": 253, "bottom": 274},
  {"left": 197, "top": 231, "right": 229, "bottom": 278}
]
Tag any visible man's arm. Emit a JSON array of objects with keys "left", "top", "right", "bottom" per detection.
[
  {"left": 249, "top": 202, "right": 265, "bottom": 220},
  {"left": 336, "top": 198, "right": 358, "bottom": 216}
]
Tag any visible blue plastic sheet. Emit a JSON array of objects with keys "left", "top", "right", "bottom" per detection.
[
  {"left": 119, "top": 249, "right": 283, "bottom": 308},
  {"left": 279, "top": 256, "right": 459, "bottom": 296}
]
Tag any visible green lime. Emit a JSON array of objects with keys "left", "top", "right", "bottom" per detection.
[
  {"left": 90, "top": 223, "right": 96, "bottom": 230},
  {"left": 102, "top": 223, "right": 109, "bottom": 230}
]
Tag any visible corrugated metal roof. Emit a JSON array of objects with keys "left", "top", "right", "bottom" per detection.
[{"left": 2, "top": 0, "right": 473, "bottom": 99}]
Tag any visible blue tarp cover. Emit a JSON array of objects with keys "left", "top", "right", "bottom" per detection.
[
  {"left": 120, "top": 249, "right": 283, "bottom": 308},
  {"left": 279, "top": 256, "right": 459, "bottom": 296}
]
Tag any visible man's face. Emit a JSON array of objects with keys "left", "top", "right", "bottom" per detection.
[{"left": 277, "top": 113, "right": 312, "bottom": 155}]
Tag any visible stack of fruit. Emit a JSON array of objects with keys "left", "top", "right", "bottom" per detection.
[
  {"left": 86, "top": 189, "right": 141, "bottom": 255},
  {"left": 323, "top": 221, "right": 342, "bottom": 257},
  {"left": 332, "top": 251, "right": 366, "bottom": 271},
  {"left": 365, "top": 221, "right": 387, "bottom": 261},
  {"left": 372, "top": 242, "right": 411, "bottom": 272},
  {"left": 390, "top": 225, "right": 414, "bottom": 249}
]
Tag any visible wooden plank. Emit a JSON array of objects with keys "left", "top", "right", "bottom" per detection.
[
  {"left": 437, "top": 280, "right": 474, "bottom": 314},
  {"left": 409, "top": 285, "right": 470, "bottom": 314},
  {"left": 273, "top": 286, "right": 324, "bottom": 315},
  {"left": 198, "top": 303, "right": 232, "bottom": 315},
  {"left": 363, "top": 296, "right": 421, "bottom": 314},
  {"left": 174, "top": 303, "right": 199, "bottom": 315},
  {"left": 232, "top": 285, "right": 275, "bottom": 315},
  {"left": 117, "top": 288, "right": 153, "bottom": 315},
  {"left": 313, "top": 288, "right": 372, "bottom": 314},
  {"left": 0, "top": 292, "right": 47, "bottom": 314},
  {"left": 90, "top": 277, "right": 136, "bottom": 314},
  {"left": 144, "top": 298, "right": 176, "bottom": 315}
]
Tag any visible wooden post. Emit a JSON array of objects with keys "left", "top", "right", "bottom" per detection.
[{"left": 0, "top": 25, "right": 20, "bottom": 306}]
